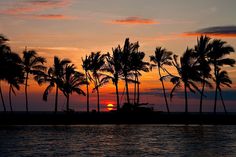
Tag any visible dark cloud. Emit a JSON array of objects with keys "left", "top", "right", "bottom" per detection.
[
  {"left": 110, "top": 89, "right": 236, "bottom": 101},
  {"left": 184, "top": 26, "right": 236, "bottom": 37}
]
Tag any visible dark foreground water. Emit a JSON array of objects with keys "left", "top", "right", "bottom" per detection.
[{"left": 0, "top": 125, "right": 236, "bottom": 157}]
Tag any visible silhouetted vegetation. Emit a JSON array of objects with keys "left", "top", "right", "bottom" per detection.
[
  {"left": 150, "top": 47, "right": 173, "bottom": 113},
  {"left": 0, "top": 34, "right": 235, "bottom": 114}
]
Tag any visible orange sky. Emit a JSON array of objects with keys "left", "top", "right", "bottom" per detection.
[{"left": 0, "top": 0, "right": 236, "bottom": 112}]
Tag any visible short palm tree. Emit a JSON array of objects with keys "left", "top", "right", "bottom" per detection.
[
  {"left": 82, "top": 55, "right": 92, "bottom": 112},
  {"left": 171, "top": 48, "right": 203, "bottom": 113},
  {"left": 88, "top": 52, "right": 107, "bottom": 112},
  {"left": 193, "top": 35, "right": 212, "bottom": 113},
  {"left": 150, "top": 47, "right": 173, "bottom": 113},
  {"left": 41, "top": 56, "right": 71, "bottom": 113},
  {"left": 22, "top": 50, "right": 46, "bottom": 112},
  {"left": 208, "top": 39, "right": 235, "bottom": 113},
  {"left": 60, "top": 64, "right": 87, "bottom": 112},
  {"left": 105, "top": 48, "right": 123, "bottom": 110},
  {"left": 213, "top": 69, "right": 233, "bottom": 113}
]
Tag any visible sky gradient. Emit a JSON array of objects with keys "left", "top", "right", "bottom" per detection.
[{"left": 0, "top": 0, "right": 236, "bottom": 112}]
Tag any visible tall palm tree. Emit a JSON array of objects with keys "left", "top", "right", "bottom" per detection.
[
  {"left": 130, "top": 51, "right": 149, "bottom": 105},
  {"left": 208, "top": 39, "right": 235, "bottom": 113},
  {"left": 193, "top": 35, "right": 212, "bottom": 113},
  {"left": 120, "top": 38, "right": 139, "bottom": 104},
  {"left": 150, "top": 47, "right": 173, "bottom": 113},
  {"left": 6, "top": 52, "right": 24, "bottom": 112},
  {"left": 171, "top": 48, "right": 203, "bottom": 113},
  {"left": 82, "top": 55, "right": 92, "bottom": 112},
  {"left": 0, "top": 34, "right": 10, "bottom": 112},
  {"left": 40, "top": 56, "right": 71, "bottom": 113},
  {"left": 88, "top": 52, "right": 107, "bottom": 112},
  {"left": 60, "top": 64, "right": 87, "bottom": 112},
  {"left": 22, "top": 50, "right": 46, "bottom": 112},
  {"left": 105, "top": 48, "right": 123, "bottom": 110}
]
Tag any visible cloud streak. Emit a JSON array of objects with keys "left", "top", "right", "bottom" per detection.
[
  {"left": 183, "top": 26, "right": 236, "bottom": 37},
  {"left": 110, "top": 17, "right": 158, "bottom": 25},
  {"left": 30, "top": 14, "right": 76, "bottom": 20},
  {"left": 0, "top": 0, "right": 73, "bottom": 20}
]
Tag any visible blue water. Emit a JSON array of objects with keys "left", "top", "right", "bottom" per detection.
[{"left": 0, "top": 125, "right": 236, "bottom": 157}]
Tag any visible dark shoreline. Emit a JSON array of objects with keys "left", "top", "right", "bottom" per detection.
[{"left": 1, "top": 112, "right": 236, "bottom": 125}]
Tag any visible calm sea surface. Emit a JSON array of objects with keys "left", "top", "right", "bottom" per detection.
[{"left": 0, "top": 125, "right": 236, "bottom": 157}]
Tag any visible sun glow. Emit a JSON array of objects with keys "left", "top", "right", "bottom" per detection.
[{"left": 107, "top": 103, "right": 114, "bottom": 111}]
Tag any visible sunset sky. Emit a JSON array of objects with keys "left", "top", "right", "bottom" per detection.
[{"left": 0, "top": 0, "right": 236, "bottom": 112}]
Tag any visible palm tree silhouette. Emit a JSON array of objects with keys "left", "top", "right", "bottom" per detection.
[
  {"left": 213, "top": 69, "right": 233, "bottom": 113},
  {"left": 208, "top": 39, "right": 235, "bottom": 113},
  {"left": 22, "top": 50, "right": 46, "bottom": 112},
  {"left": 150, "top": 47, "right": 173, "bottom": 113},
  {"left": 88, "top": 52, "right": 107, "bottom": 112},
  {"left": 120, "top": 38, "right": 139, "bottom": 104},
  {"left": 60, "top": 64, "right": 86, "bottom": 112},
  {"left": 130, "top": 51, "right": 149, "bottom": 105},
  {"left": 40, "top": 56, "right": 71, "bottom": 113},
  {"left": 82, "top": 55, "right": 92, "bottom": 112},
  {"left": 105, "top": 48, "right": 123, "bottom": 110},
  {"left": 171, "top": 48, "right": 202, "bottom": 113},
  {"left": 193, "top": 36, "right": 212, "bottom": 114},
  {"left": 5, "top": 52, "right": 24, "bottom": 112},
  {"left": 0, "top": 34, "right": 10, "bottom": 112}
]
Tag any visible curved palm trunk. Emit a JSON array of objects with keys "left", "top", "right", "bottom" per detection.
[
  {"left": 184, "top": 82, "right": 188, "bottom": 114},
  {"left": 199, "top": 80, "right": 205, "bottom": 114},
  {"left": 213, "top": 63, "right": 217, "bottom": 114},
  {"left": 219, "top": 90, "right": 227, "bottom": 114},
  {"left": 213, "top": 86, "right": 218, "bottom": 114},
  {"left": 86, "top": 72, "right": 89, "bottom": 112},
  {"left": 158, "top": 67, "right": 170, "bottom": 113},
  {"left": 54, "top": 85, "right": 58, "bottom": 113},
  {"left": 137, "top": 76, "right": 140, "bottom": 105},
  {"left": 0, "top": 81, "right": 6, "bottom": 112},
  {"left": 124, "top": 74, "right": 130, "bottom": 104},
  {"left": 133, "top": 75, "right": 137, "bottom": 104},
  {"left": 96, "top": 88, "right": 100, "bottom": 113},
  {"left": 66, "top": 94, "right": 70, "bottom": 112},
  {"left": 25, "top": 72, "right": 29, "bottom": 112},
  {"left": 115, "top": 81, "right": 120, "bottom": 110},
  {"left": 9, "top": 85, "right": 13, "bottom": 112}
]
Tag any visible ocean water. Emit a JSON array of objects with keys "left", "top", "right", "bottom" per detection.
[{"left": 0, "top": 125, "right": 236, "bottom": 157}]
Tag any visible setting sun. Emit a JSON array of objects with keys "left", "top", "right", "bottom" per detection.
[{"left": 107, "top": 104, "right": 114, "bottom": 111}]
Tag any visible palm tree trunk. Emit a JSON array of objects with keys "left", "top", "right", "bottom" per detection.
[
  {"left": 213, "top": 63, "right": 217, "bottom": 114},
  {"left": 133, "top": 74, "right": 137, "bottom": 104},
  {"left": 199, "top": 80, "right": 205, "bottom": 114},
  {"left": 55, "top": 85, "right": 58, "bottom": 113},
  {"left": 25, "top": 72, "right": 29, "bottom": 112},
  {"left": 158, "top": 67, "right": 169, "bottom": 113},
  {"left": 66, "top": 95, "right": 70, "bottom": 112},
  {"left": 184, "top": 82, "right": 188, "bottom": 113},
  {"left": 9, "top": 85, "right": 13, "bottom": 112},
  {"left": 96, "top": 87, "right": 100, "bottom": 113},
  {"left": 214, "top": 86, "right": 218, "bottom": 114},
  {"left": 219, "top": 90, "right": 227, "bottom": 114},
  {"left": 124, "top": 74, "right": 130, "bottom": 104},
  {"left": 115, "top": 81, "right": 120, "bottom": 110},
  {"left": 0, "top": 81, "right": 6, "bottom": 112},
  {"left": 137, "top": 76, "right": 140, "bottom": 105},
  {"left": 86, "top": 72, "right": 89, "bottom": 112}
]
